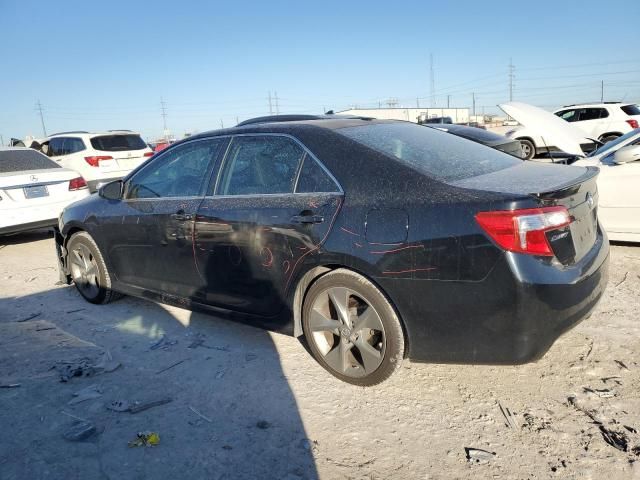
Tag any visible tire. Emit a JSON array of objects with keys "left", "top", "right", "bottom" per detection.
[
  {"left": 67, "top": 231, "right": 121, "bottom": 304},
  {"left": 302, "top": 269, "right": 405, "bottom": 386},
  {"left": 599, "top": 134, "right": 620, "bottom": 144},
  {"left": 518, "top": 139, "right": 535, "bottom": 160}
]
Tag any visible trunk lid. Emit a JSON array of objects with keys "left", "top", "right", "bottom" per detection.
[
  {"left": 453, "top": 162, "right": 599, "bottom": 264},
  {"left": 0, "top": 168, "right": 83, "bottom": 204}
]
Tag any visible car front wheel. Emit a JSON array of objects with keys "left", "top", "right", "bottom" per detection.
[
  {"left": 302, "top": 269, "right": 405, "bottom": 386},
  {"left": 67, "top": 231, "right": 120, "bottom": 304}
]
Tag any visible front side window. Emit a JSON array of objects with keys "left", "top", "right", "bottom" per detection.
[
  {"left": 556, "top": 109, "right": 578, "bottom": 122},
  {"left": 126, "top": 139, "right": 223, "bottom": 199},
  {"left": 217, "top": 136, "right": 305, "bottom": 195}
]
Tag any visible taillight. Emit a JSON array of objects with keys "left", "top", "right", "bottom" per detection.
[
  {"left": 475, "top": 207, "right": 572, "bottom": 256},
  {"left": 626, "top": 119, "right": 639, "bottom": 129},
  {"left": 84, "top": 155, "right": 113, "bottom": 167},
  {"left": 143, "top": 152, "right": 154, "bottom": 157},
  {"left": 68, "top": 177, "right": 88, "bottom": 191}
]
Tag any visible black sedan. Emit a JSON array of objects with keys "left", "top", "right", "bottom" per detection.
[
  {"left": 428, "top": 123, "right": 525, "bottom": 158},
  {"left": 55, "top": 115, "right": 609, "bottom": 386}
]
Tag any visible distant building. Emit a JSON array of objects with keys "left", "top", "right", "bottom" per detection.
[{"left": 336, "top": 107, "right": 470, "bottom": 124}]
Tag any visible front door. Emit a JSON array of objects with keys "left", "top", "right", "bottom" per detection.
[
  {"left": 193, "top": 134, "right": 343, "bottom": 318},
  {"left": 597, "top": 157, "right": 640, "bottom": 236},
  {"left": 99, "top": 137, "right": 227, "bottom": 297}
]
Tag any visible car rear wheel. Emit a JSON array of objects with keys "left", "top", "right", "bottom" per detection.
[
  {"left": 518, "top": 139, "right": 535, "bottom": 160},
  {"left": 67, "top": 231, "right": 120, "bottom": 304},
  {"left": 302, "top": 269, "right": 404, "bottom": 386}
]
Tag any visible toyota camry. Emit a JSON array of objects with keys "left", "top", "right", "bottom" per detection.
[{"left": 55, "top": 115, "right": 609, "bottom": 385}]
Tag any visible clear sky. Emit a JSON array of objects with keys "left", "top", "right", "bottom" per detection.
[{"left": 1, "top": 0, "right": 639, "bottom": 141}]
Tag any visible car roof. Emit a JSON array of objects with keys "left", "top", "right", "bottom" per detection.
[
  {"left": 557, "top": 102, "right": 634, "bottom": 109},
  {"left": 189, "top": 116, "right": 393, "bottom": 141},
  {"left": 47, "top": 130, "right": 140, "bottom": 138},
  {"left": 0, "top": 146, "right": 34, "bottom": 152}
]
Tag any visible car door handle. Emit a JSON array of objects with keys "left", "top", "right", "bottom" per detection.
[
  {"left": 291, "top": 214, "right": 324, "bottom": 224},
  {"left": 171, "top": 212, "right": 193, "bottom": 221}
]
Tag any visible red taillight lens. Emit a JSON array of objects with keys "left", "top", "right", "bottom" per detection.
[
  {"left": 626, "top": 119, "right": 639, "bottom": 129},
  {"left": 475, "top": 207, "right": 572, "bottom": 256},
  {"left": 143, "top": 152, "right": 154, "bottom": 157},
  {"left": 68, "top": 177, "right": 88, "bottom": 191},
  {"left": 84, "top": 155, "right": 113, "bottom": 167}
]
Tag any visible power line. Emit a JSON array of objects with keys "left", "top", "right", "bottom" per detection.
[
  {"left": 274, "top": 91, "right": 280, "bottom": 115},
  {"left": 430, "top": 53, "right": 435, "bottom": 107},
  {"left": 508, "top": 58, "right": 515, "bottom": 102},
  {"left": 160, "top": 97, "right": 168, "bottom": 140},
  {"left": 268, "top": 92, "right": 273, "bottom": 115},
  {"left": 36, "top": 99, "right": 47, "bottom": 137}
]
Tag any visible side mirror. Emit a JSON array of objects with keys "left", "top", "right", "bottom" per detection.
[
  {"left": 613, "top": 144, "right": 640, "bottom": 164},
  {"left": 99, "top": 180, "right": 123, "bottom": 200}
]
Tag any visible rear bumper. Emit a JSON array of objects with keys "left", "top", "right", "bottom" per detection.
[
  {"left": 378, "top": 231, "right": 609, "bottom": 364},
  {"left": 0, "top": 218, "right": 56, "bottom": 235}
]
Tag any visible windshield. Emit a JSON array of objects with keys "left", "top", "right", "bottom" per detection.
[
  {"left": 588, "top": 128, "right": 640, "bottom": 157},
  {"left": 339, "top": 122, "right": 519, "bottom": 182}
]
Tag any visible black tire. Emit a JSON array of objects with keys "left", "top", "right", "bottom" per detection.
[
  {"left": 302, "top": 269, "right": 404, "bottom": 386},
  {"left": 67, "top": 231, "right": 121, "bottom": 304},
  {"left": 599, "top": 134, "right": 620, "bottom": 144},
  {"left": 518, "top": 138, "right": 535, "bottom": 160}
]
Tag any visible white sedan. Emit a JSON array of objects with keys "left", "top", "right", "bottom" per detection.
[
  {"left": 0, "top": 147, "right": 90, "bottom": 235},
  {"left": 574, "top": 129, "right": 640, "bottom": 242}
]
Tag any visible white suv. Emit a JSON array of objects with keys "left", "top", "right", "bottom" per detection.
[
  {"left": 41, "top": 131, "right": 153, "bottom": 191},
  {"left": 553, "top": 102, "right": 640, "bottom": 143}
]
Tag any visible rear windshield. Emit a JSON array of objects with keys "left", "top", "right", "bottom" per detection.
[
  {"left": 621, "top": 104, "right": 640, "bottom": 116},
  {"left": 0, "top": 149, "right": 60, "bottom": 173},
  {"left": 339, "top": 122, "right": 519, "bottom": 181},
  {"left": 90, "top": 134, "right": 147, "bottom": 152},
  {"left": 438, "top": 125, "right": 507, "bottom": 143}
]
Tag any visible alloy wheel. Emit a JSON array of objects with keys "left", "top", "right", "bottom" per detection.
[
  {"left": 308, "top": 286, "right": 386, "bottom": 377},
  {"left": 69, "top": 243, "right": 100, "bottom": 299}
]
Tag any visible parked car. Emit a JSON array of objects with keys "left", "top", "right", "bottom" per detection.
[
  {"left": 501, "top": 102, "right": 597, "bottom": 160},
  {"left": 55, "top": 115, "right": 609, "bottom": 386},
  {"left": 428, "top": 123, "right": 524, "bottom": 158},
  {"left": 554, "top": 102, "right": 640, "bottom": 143},
  {"left": 573, "top": 128, "right": 640, "bottom": 242},
  {"left": 418, "top": 116, "right": 453, "bottom": 125},
  {"left": 40, "top": 131, "right": 153, "bottom": 191},
  {"left": 0, "top": 147, "right": 89, "bottom": 235}
]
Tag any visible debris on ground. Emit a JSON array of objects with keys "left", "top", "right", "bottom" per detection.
[
  {"left": 583, "top": 387, "right": 616, "bottom": 398},
  {"left": 614, "top": 360, "right": 629, "bottom": 370},
  {"left": 189, "top": 405, "right": 212, "bottom": 423},
  {"left": 523, "top": 412, "right": 553, "bottom": 432},
  {"left": 128, "top": 431, "right": 160, "bottom": 447},
  {"left": 16, "top": 312, "right": 41, "bottom": 322},
  {"left": 68, "top": 384, "right": 103, "bottom": 405},
  {"left": 186, "top": 332, "right": 230, "bottom": 352},
  {"left": 215, "top": 371, "right": 225, "bottom": 379},
  {"left": 465, "top": 447, "right": 496, "bottom": 463},
  {"left": 63, "top": 420, "right": 97, "bottom": 442},
  {"left": 55, "top": 350, "right": 121, "bottom": 382},
  {"left": 149, "top": 334, "right": 178, "bottom": 351},
  {"left": 0, "top": 383, "right": 21, "bottom": 388},
  {"left": 299, "top": 438, "right": 319, "bottom": 453},
  {"left": 107, "top": 397, "right": 172, "bottom": 413},
  {"left": 599, "top": 426, "right": 629, "bottom": 452},
  {"left": 245, "top": 353, "right": 258, "bottom": 362},
  {"left": 498, "top": 402, "right": 519, "bottom": 429},
  {"left": 155, "top": 359, "right": 187, "bottom": 374}
]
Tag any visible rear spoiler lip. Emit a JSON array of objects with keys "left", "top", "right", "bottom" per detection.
[{"left": 531, "top": 166, "right": 599, "bottom": 199}]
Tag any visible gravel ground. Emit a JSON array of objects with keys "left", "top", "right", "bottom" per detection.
[{"left": 1, "top": 231, "right": 639, "bottom": 480}]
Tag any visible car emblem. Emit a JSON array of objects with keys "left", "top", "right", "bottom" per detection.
[
  {"left": 586, "top": 192, "right": 595, "bottom": 209},
  {"left": 30, "top": 175, "right": 38, "bottom": 182}
]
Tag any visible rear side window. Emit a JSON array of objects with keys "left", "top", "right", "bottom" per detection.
[
  {"left": 0, "top": 149, "right": 61, "bottom": 172},
  {"left": 217, "top": 136, "right": 305, "bottom": 195},
  {"left": 296, "top": 156, "right": 340, "bottom": 193},
  {"left": 91, "top": 134, "right": 147, "bottom": 151},
  {"left": 579, "top": 108, "right": 608, "bottom": 121},
  {"left": 59, "top": 137, "right": 85, "bottom": 155},
  {"left": 340, "top": 122, "right": 520, "bottom": 182},
  {"left": 48, "top": 137, "right": 66, "bottom": 156},
  {"left": 621, "top": 104, "right": 640, "bottom": 116}
]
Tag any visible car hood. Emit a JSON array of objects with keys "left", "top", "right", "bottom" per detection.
[{"left": 499, "top": 101, "right": 587, "bottom": 157}]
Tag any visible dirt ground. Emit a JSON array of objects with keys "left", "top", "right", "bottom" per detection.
[{"left": 1, "top": 231, "right": 639, "bottom": 480}]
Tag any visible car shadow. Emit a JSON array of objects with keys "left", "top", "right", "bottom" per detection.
[
  {"left": 0, "top": 284, "right": 318, "bottom": 479},
  {"left": 0, "top": 228, "right": 53, "bottom": 246}
]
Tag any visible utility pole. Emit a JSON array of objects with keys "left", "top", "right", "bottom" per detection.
[
  {"left": 416, "top": 97, "right": 420, "bottom": 108},
  {"left": 508, "top": 58, "right": 515, "bottom": 102},
  {"left": 236, "top": 116, "right": 239, "bottom": 125},
  {"left": 472, "top": 92, "right": 476, "bottom": 117},
  {"left": 429, "top": 53, "right": 435, "bottom": 107},
  {"left": 601, "top": 80, "right": 604, "bottom": 102},
  {"left": 220, "top": 119, "right": 224, "bottom": 128},
  {"left": 0, "top": 134, "right": 4, "bottom": 146},
  {"left": 160, "top": 97, "right": 168, "bottom": 140},
  {"left": 36, "top": 99, "right": 47, "bottom": 137},
  {"left": 274, "top": 91, "right": 280, "bottom": 115},
  {"left": 447, "top": 95, "right": 451, "bottom": 108},
  {"left": 268, "top": 92, "right": 273, "bottom": 115}
]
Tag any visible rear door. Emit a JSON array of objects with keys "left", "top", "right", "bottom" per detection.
[
  {"left": 193, "top": 134, "right": 343, "bottom": 318},
  {"left": 99, "top": 138, "right": 227, "bottom": 297}
]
